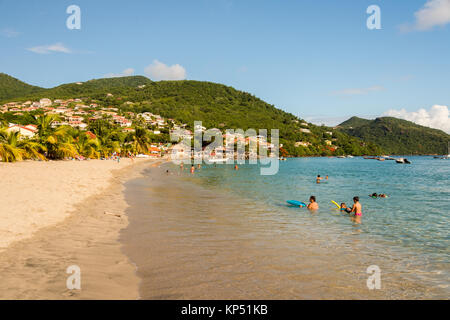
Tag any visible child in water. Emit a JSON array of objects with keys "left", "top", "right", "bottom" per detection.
[{"left": 340, "top": 203, "right": 352, "bottom": 213}]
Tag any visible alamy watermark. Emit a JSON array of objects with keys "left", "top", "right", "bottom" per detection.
[
  {"left": 66, "top": 265, "right": 81, "bottom": 290},
  {"left": 170, "top": 121, "right": 280, "bottom": 175},
  {"left": 367, "top": 5, "right": 381, "bottom": 30},
  {"left": 366, "top": 265, "right": 381, "bottom": 290},
  {"left": 66, "top": 5, "right": 81, "bottom": 30}
]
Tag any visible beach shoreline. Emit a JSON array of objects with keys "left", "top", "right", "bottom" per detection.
[{"left": 0, "top": 158, "right": 159, "bottom": 299}]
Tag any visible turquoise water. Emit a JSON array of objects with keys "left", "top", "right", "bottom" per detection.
[{"left": 179, "top": 156, "right": 449, "bottom": 291}]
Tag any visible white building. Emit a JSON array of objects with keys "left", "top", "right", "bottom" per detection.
[{"left": 39, "top": 98, "right": 52, "bottom": 107}]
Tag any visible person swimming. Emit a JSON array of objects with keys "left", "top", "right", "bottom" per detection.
[
  {"left": 340, "top": 202, "right": 352, "bottom": 213},
  {"left": 369, "top": 193, "right": 388, "bottom": 198},
  {"left": 316, "top": 175, "right": 328, "bottom": 183},
  {"left": 307, "top": 196, "right": 319, "bottom": 210}
]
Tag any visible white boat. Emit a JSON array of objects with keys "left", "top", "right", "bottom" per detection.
[{"left": 396, "top": 158, "right": 411, "bottom": 164}]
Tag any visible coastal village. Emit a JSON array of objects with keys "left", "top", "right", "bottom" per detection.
[{"left": 1, "top": 96, "right": 282, "bottom": 161}]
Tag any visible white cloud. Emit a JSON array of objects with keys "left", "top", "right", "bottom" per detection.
[
  {"left": 401, "top": 0, "right": 450, "bottom": 31},
  {"left": 1, "top": 28, "right": 20, "bottom": 38},
  {"left": 332, "top": 85, "right": 385, "bottom": 96},
  {"left": 383, "top": 105, "right": 450, "bottom": 133},
  {"left": 27, "top": 43, "right": 71, "bottom": 54},
  {"left": 104, "top": 68, "right": 135, "bottom": 78},
  {"left": 144, "top": 60, "right": 186, "bottom": 81}
]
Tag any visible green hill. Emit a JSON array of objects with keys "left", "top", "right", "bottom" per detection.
[
  {"left": 0, "top": 75, "right": 153, "bottom": 102},
  {"left": 339, "top": 116, "right": 372, "bottom": 129},
  {"left": 338, "top": 116, "right": 449, "bottom": 155},
  {"left": 0, "top": 73, "right": 43, "bottom": 101},
  {"left": 0, "top": 73, "right": 382, "bottom": 156}
]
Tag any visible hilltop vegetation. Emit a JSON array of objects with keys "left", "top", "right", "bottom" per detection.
[
  {"left": 0, "top": 73, "right": 43, "bottom": 101},
  {"left": 0, "top": 73, "right": 152, "bottom": 102},
  {"left": 1, "top": 73, "right": 384, "bottom": 157},
  {"left": 338, "top": 116, "right": 449, "bottom": 155}
]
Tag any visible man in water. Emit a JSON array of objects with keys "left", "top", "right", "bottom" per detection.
[
  {"left": 316, "top": 175, "right": 322, "bottom": 184},
  {"left": 351, "top": 196, "right": 362, "bottom": 219},
  {"left": 307, "top": 196, "right": 319, "bottom": 210},
  {"left": 190, "top": 165, "right": 195, "bottom": 174}
]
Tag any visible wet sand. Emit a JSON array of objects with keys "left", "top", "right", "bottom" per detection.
[{"left": 0, "top": 159, "right": 157, "bottom": 299}]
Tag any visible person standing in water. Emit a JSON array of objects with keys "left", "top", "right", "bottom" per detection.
[
  {"left": 307, "top": 196, "right": 319, "bottom": 210},
  {"left": 316, "top": 175, "right": 321, "bottom": 184},
  {"left": 351, "top": 196, "right": 362, "bottom": 221},
  {"left": 234, "top": 164, "right": 239, "bottom": 170},
  {"left": 190, "top": 165, "right": 195, "bottom": 174}
]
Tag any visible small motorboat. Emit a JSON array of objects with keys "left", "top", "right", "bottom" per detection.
[{"left": 396, "top": 158, "right": 411, "bottom": 164}]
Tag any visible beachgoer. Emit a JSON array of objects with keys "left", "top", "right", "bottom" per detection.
[
  {"left": 351, "top": 196, "right": 362, "bottom": 217},
  {"left": 190, "top": 165, "right": 195, "bottom": 174},
  {"left": 340, "top": 202, "right": 352, "bottom": 213},
  {"left": 316, "top": 175, "right": 321, "bottom": 184},
  {"left": 197, "top": 164, "right": 201, "bottom": 169},
  {"left": 235, "top": 164, "right": 239, "bottom": 170},
  {"left": 378, "top": 193, "right": 388, "bottom": 198},
  {"left": 307, "top": 196, "right": 319, "bottom": 210},
  {"left": 369, "top": 193, "right": 378, "bottom": 198}
]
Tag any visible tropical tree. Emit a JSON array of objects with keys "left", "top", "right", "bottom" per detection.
[
  {"left": 128, "top": 127, "right": 151, "bottom": 154},
  {"left": 40, "top": 126, "right": 77, "bottom": 159},
  {"left": 36, "top": 114, "right": 59, "bottom": 137},
  {"left": 74, "top": 132, "right": 100, "bottom": 159},
  {"left": 0, "top": 129, "right": 46, "bottom": 162}
]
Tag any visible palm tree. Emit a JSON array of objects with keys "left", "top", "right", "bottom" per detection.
[
  {"left": 41, "top": 126, "right": 78, "bottom": 159},
  {"left": 129, "top": 127, "right": 151, "bottom": 154},
  {"left": 36, "top": 114, "right": 59, "bottom": 137},
  {"left": 74, "top": 132, "right": 100, "bottom": 159},
  {"left": 0, "top": 129, "right": 24, "bottom": 162},
  {"left": 0, "top": 129, "right": 46, "bottom": 162}
]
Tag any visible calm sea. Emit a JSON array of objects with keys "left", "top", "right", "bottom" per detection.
[{"left": 122, "top": 156, "right": 449, "bottom": 299}]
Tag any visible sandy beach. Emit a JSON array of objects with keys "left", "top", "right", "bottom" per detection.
[{"left": 0, "top": 158, "right": 158, "bottom": 299}]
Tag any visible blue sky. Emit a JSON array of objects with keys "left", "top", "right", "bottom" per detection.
[{"left": 1, "top": 0, "right": 449, "bottom": 129}]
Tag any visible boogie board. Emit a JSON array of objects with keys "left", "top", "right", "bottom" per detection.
[{"left": 286, "top": 200, "right": 307, "bottom": 207}]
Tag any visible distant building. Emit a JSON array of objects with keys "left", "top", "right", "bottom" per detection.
[
  {"left": 7, "top": 124, "right": 38, "bottom": 138},
  {"left": 39, "top": 98, "right": 52, "bottom": 107}
]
